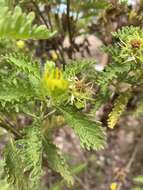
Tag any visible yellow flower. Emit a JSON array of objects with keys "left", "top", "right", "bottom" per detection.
[
  {"left": 16, "top": 40, "right": 25, "bottom": 49},
  {"left": 42, "top": 67, "right": 68, "bottom": 97},
  {"left": 110, "top": 182, "right": 118, "bottom": 190}
]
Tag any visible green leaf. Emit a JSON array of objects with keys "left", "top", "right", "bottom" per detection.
[
  {"left": 17, "top": 121, "right": 43, "bottom": 189},
  {"left": 59, "top": 107, "right": 106, "bottom": 150},
  {"left": 0, "top": 81, "right": 35, "bottom": 103},
  {"left": 4, "top": 121, "right": 43, "bottom": 190},
  {"left": 0, "top": 160, "right": 12, "bottom": 190},
  {"left": 5, "top": 54, "right": 40, "bottom": 79},
  {"left": 0, "top": 5, "right": 56, "bottom": 39},
  {"left": 4, "top": 138, "right": 28, "bottom": 190},
  {"left": 64, "top": 59, "right": 95, "bottom": 78},
  {"left": 43, "top": 138, "right": 74, "bottom": 185}
]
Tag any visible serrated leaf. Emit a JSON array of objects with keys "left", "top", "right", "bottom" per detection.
[
  {"left": 17, "top": 121, "right": 43, "bottom": 190},
  {"left": 0, "top": 81, "right": 35, "bottom": 103},
  {"left": 59, "top": 107, "right": 106, "bottom": 150},
  {"left": 4, "top": 139, "right": 28, "bottom": 190},
  {"left": 43, "top": 138, "right": 74, "bottom": 185},
  {"left": 5, "top": 54, "right": 40, "bottom": 79}
]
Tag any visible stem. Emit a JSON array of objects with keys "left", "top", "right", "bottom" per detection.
[
  {"left": 75, "top": 176, "right": 89, "bottom": 190},
  {"left": 46, "top": 5, "right": 53, "bottom": 31},
  {"left": 0, "top": 119, "right": 22, "bottom": 139},
  {"left": 43, "top": 109, "right": 56, "bottom": 120},
  {"left": 116, "top": 133, "right": 143, "bottom": 190},
  {"left": 32, "top": 0, "right": 66, "bottom": 69},
  {"left": 31, "top": 0, "right": 49, "bottom": 29},
  {"left": 66, "top": 0, "right": 72, "bottom": 44},
  {"left": 58, "top": 45, "right": 66, "bottom": 70}
]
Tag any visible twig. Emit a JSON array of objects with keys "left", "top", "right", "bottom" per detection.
[
  {"left": 46, "top": 5, "right": 53, "bottom": 31},
  {"left": 31, "top": 0, "right": 49, "bottom": 29},
  {"left": 43, "top": 109, "right": 56, "bottom": 120},
  {"left": 125, "top": 137, "right": 143, "bottom": 172},
  {"left": 32, "top": 0, "right": 66, "bottom": 69},
  {"left": 66, "top": 0, "right": 73, "bottom": 44},
  {"left": 0, "top": 120, "right": 22, "bottom": 139},
  {"left": 75, "top": 176, "right": 89, "bottom": 190},
  {"left": 58, "top": 45, "right": 66, "bottom": 70},
  {"left": 115, "top": 133, "right": 143, "bottom": 190}
]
